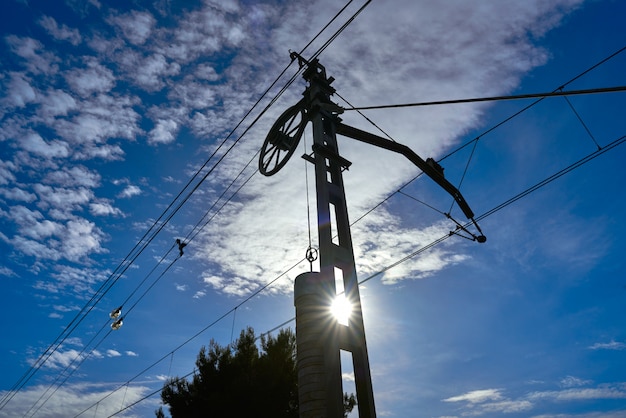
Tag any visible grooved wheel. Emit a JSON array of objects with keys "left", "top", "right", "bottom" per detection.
[{"left": 259, "top": 102, "right": 307, "bottom": 176}]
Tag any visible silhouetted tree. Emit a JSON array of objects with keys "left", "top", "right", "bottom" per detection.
[{"left": 157, "top": 327, "right": 356, "bottom": 418}]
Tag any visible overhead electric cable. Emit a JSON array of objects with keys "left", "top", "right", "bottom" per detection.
[
  {"left": 23, "top": 6, "right": 616, "bottom": 414},
  {"left": 342, "top": 85, "right": 626, "bottom": 111},
  {"left": 1, "top": 3, "right": 369, "bottom": 411},
  {"left": 75, "top": 257, "right": 307, "bottom": 418},
  {"left": 26, "top": 254, "right": 182, "bottom": 418},
  {"left": 98, "top": 131, "right": 626, "bottom": 417}
]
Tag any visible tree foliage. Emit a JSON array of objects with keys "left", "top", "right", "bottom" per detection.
[{"left": 158, "top": 327, "right": 356, "bottom": 418}]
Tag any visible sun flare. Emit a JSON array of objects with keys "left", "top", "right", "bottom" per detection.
[{"left": 331, "top": 295, "right": 352, "bottom": 325}]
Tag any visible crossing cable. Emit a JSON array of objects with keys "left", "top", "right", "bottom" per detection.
[
  {"left": 108, "top": 317, "right": 299, "bottom": 418},
  {"left": 105, "top": 128, "right": 626, "bottom": 416},
  {"left": 441, "top": 44, "right": 626, "bottom": 161},
  {"left": 74, "top": 257, "right": 306, "bottom": 418},
  {"left": 346, "top": 45, "right": 626, "bottom": 229},
  {"left": 31, "top": 7, "right": 621, "bottom": 414},
  {"left": 96, "top": 128, "right": 626, "bottom": 418},
  {"left": 25, "top": 254, "right": 183, "bottom": 418},
  {"left": 0, "top": 3, "right": 368, "bottom": 412},
  {"left": 32, "top": 4, "right": 377, "bottom": 414},
  {"left": 359, "top": 133, "right": 626, "bottom": 282},
  {"left": 4, "top": 21, "right": 622, "bottom": 416},
  {"left": 559, "top": 87, "right": 601, "bottom": 150},
  {"left": 100, "top": 45, "right": 626, "bottom": 416},
  {"left": 20, "top": 246, "right": 178, "bottom": 417}
]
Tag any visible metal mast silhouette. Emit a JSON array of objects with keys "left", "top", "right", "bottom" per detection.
[{"left": 259, "top": 53, "right": 485, "bottom": 418}]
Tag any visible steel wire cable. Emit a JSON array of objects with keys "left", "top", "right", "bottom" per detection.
[
  {"left": 74, "top": 256, "right": 306, "bottom": 418},
  {"left": 97, "top": 42, "right": 626, "bottom": 416},
  {"left": 25, "top": 255, "right": 182, "bottom": 418},
  {"left": 105, "top": 129, "right": 626, "bottom": 416},
  {"left": 82, "top": 127, "right": 626, "bottom": 418},
  {"left": 55, "top": 4, "right": 378, "bottom": 414},
  {"left": 16, "top": 5, "right": 618, "bottom": 415},
  {"left": 0, "top": 3, "right": 367, "bottom": 412},
  {"left": 342, "top": 85, "right": 626, "bottom": 111}
]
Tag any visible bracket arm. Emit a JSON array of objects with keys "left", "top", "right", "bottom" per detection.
[{"left": 335, "top": 122, "right": 475, "bottom": 220}]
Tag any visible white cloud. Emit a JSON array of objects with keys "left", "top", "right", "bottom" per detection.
[
  {"left": 44, "top": 166, "right": 101, "bottom": 188},
  {"left": 342, "top": 372, "right": 355, "bottom": 382},
  {"left": 38, "top": 15, "right": 82, "bottom": 45},
  {"left": 195, "top": 63, "right": 219, "bottom": 81},
  {"left": 0, "top": 382, "right": 151, "bottom": 418},
  {"left": 108, "top": 10, "right": 156, "bottom": 45},
  {"left": 193, "top": 290, "right": 206, "bottom": 299},
  {"left": 0, "top": 187, "right": 37, "bottom": 202},
  {"left": 0, "top": 266, "right": 17, "bottom": 277},
  {"left": 34, "top": 348, "right": 84, "bottom": 370},
  {"left": 53, "top": 304, "right": 79, "bottom": 313},
  {"left": 5, "top": 35, "right": 59, "bottom": 76},
  {"left": 65, "top": 59, "right": 115, "bottom": 97},
  {"left": 3, "top": 71, "right": 36, "bottom": 107},
  {"left": 444, "top": 382, "right": 626, "bottom": 416},
  {"left": 149, "top": 119, "right": 179, "bottom": 145},
  {"left": 33, "top": 184, "right": 93, "bottom": 213},
  {"left": 444, "top": 388, "right": 503, "bottom": 404},
  {"left": 20, "top": 132, "right": 70, "bottom": 159},
  {"left": 125, "top": 351, "right": 139, "bottom": 357},
  {"left": 35, "top": 265, "right": 109, "bottom": 295},
  {"left": 118, "top": 185, "right": 142, "bottom": 198},
  {"left": 40, "top": 89, "right": 77, "bottom": 118},
  {"left": 90, "top": 201, "right": 122, "bottom": 216},
  {"left": 177, "top": 0, "right": 587, "bottom": 296},
  {"left": 175, "top": 283, "right": 188, "bottom": 291},
  {"left": 106, "top": 349, "right": 122, "bottom": 357}
]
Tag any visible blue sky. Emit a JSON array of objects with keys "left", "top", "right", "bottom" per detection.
[{"left": 1, "top": 0, "right": 625, "bottom": 417}]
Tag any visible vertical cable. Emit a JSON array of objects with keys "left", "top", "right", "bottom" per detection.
[
  {"left": 303, "top": 130, "right": 316, "bottom": 271},
  {"left": 560, "top": 88, "right": 601, "bottom": 150},
  {"left": 120, "top": 385, "right": 128, "bottom": 411},
  {"left": 230, "top": 307, "right": 238, "bottom": 345},
  {"left": 448, "top": 137, "right": 480, "bottom": 214}
]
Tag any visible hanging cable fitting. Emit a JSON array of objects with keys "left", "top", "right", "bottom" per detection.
[
  {"left": 176, "top": 239, "right": 187, "bottom": 257},
  {"left": 111, "top": 317, "right": 124, "bottom": 331},
  {"left": 305, "top": 246, "right": 318, "bottom": 264},
  {"left": 446, "top": 213, "right": 487, "bottom": 243},
  {"left": 109, "top": 306, "right": 122, "bottom": 319}
]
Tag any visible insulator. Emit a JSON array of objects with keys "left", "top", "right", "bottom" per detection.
[
  {"left": 109, "top": 306, "right": 122, "bottom": 319},
  {"left": 111, "top": 318, "right": 123, "bottom": 330}
]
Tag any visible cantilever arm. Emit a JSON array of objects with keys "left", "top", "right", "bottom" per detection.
[{"left": 335, "top": 122, "right": 475, "bottom": 220}]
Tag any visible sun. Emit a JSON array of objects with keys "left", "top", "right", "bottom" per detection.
[{"left": 330, "top": 295, "right": 352, "bottom": 326}]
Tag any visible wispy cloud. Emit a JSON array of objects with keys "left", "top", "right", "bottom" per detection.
[
  {"left": 0, "top": 382, "right": 151, "bottom": 417},
  {"left": 444, "top": 388, "right": 503, "bottom": 404},
  {"left": 444, "top": 382, "right": 626, "bottom": 416},
  {"left": 38, "top": 16, "right": 82, "bottom": 46},
  {"left": 560, "top": 376, "right": 593, "bottom": 388},
  {"left": 588, "top": 340, "right": 626, "bottom": 351}
]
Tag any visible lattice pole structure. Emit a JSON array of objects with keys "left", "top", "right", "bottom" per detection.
[
  {"left": 293, "top": 59, "right": 376, "bottom": 418},
  {"left": 259, "top": 53, "right": 485, "bottom": 418}
]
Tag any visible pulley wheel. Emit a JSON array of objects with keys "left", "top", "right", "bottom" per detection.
[{"left": 259, "top": 103, "right": 307, "bottom": 176}]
